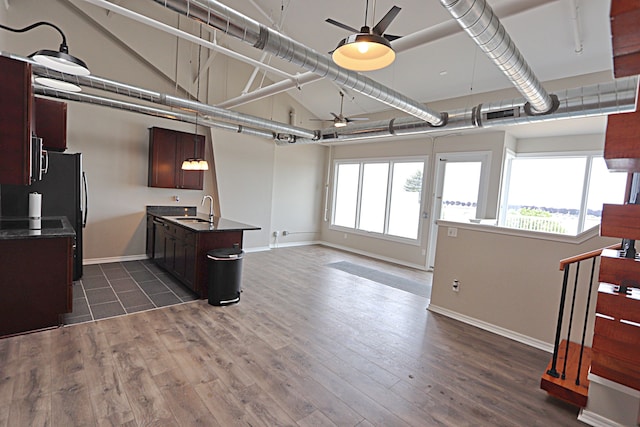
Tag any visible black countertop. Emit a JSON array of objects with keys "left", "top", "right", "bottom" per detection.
[
  {"left": 0, "top": 216, "right": 76, "bottom": 240},
  {"left": 147, "top": 206, "right": 260, "bottom": 233}
]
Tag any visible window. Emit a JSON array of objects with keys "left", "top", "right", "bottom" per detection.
[
  {"left": 500, "top": 154, "right": 626, "bottom": 235},
  {"left": 331, "top": 158, "right": 426, "bottom": 241}
]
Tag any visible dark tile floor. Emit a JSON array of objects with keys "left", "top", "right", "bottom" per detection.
[{"left": 64, "top": 259, "right": 199, "bottom": 325}]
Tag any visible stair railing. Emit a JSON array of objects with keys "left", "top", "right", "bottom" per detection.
[{"left": 547, "top": 243, "right": 621, "bottom": 385}]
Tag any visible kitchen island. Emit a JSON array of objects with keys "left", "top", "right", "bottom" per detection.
[
  {"left": 0, "top": 216, "right": 75, "bottom": 337},
  {"left": 146, "top": 206, "right": 259, "bottom": 298}
]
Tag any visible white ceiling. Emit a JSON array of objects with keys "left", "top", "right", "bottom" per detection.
[{"left": 202, "top": 0, "right": 615, "bottom": 138}]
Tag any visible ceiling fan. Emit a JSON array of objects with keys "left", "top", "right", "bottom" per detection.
[
  {"left": 326, "top": 2, "right": 403, "bottom": 44},
  {"left": 310, "top": 91, "right": 369, "bottom": 128},
  {"left": 326, "top": 1, "right": 403, "bottom": 71}
]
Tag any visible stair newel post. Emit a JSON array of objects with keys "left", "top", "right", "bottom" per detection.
[
  {"left": 575, "top": 257, "right": 597, "bottom": 386},
  {"left": 561, "top": 261, "right": 581, "bottom": 380},
  {"left": 547, "top": 264, "right": 571, "bottom": 378}
]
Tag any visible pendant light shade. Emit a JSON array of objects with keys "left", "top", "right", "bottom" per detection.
[
  {"left": 332, "top": 31, "right": 395, "bottom": 72},
  {"left": 31, "top": 48, "right": 90, "bottom": 76},
  {"left": 0, "top": 22, "right": 90, "bottom": 77},
  {"left": 181, "top": 158, "right": 209, "bottom": 171}
]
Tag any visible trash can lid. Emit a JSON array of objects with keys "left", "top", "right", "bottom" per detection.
[{"left": 207, "top": 247, "right": 244, "bottom": 260}]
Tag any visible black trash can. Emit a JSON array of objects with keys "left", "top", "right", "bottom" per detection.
[{"left": 206, "top": 247, "right": 244, "bottom": 306}]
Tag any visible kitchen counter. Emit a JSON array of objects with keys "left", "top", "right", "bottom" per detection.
[
  {"left": 0, "top": 216, "right": 76, "bottom": 240},
  {"left": 159, "top": 214, "right": 261, "bottom": 233},
  {"left": 146, "top": 206, "right": 260, "bottom": 298}
]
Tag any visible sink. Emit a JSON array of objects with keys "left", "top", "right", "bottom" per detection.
[{"left": 174, "top": 217, "right": 211, "bottom": 223}]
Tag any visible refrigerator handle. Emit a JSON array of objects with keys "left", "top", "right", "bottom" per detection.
[
  {"left": 41, "top": 150, "right": 49, "bottom": 175},
  {"left": 82, "top": 171, "right": 88, "bottom": 228}
]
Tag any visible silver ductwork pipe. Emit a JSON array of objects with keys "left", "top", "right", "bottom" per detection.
[
  {"left": 33, "top": 85, "right": 276, "bottom": 139},
  {"left": 151, "top": 0, "right": 447, "bottom": 126},
  {"left": 18, "top": 56, "right": 316, "bottom": 140},
  {"left": 288, "top": 76, "right": 639, "bottom": 145},
  {"left": 440, "top": 0, "right": 555, "bottom": 115}
]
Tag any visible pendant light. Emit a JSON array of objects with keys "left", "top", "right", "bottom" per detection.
[
  {"left": 182, "top": 27, "right": 209, "bottom": 171},
  {"left": 0, "top": 21, "right": 89, "bottom": 92},
  {"left": 331, "top": 0, "right": 398, "bottom": 72}
]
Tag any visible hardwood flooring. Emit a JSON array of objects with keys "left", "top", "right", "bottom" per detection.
[{"left": 0, "top": 245, "right": 581, "bottom": 426}]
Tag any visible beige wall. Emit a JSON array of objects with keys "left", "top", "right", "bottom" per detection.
[
  {"left": 1, "top": 0, "right": 326, "bottom": 260},
  {"left": 430, "top": 221, "right": 618, "bottom": 347}
]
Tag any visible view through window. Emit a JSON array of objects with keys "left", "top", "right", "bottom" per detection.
[
  {"left": 500, "top": 155, "right": 626, "bottom": 235},
  {"left": 332, "top": 159, "right": 426, "bottom": 240}
]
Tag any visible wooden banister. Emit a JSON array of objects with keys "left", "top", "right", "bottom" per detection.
[{"left": 558, "top": 244, "right": 622, "bottom": 271}]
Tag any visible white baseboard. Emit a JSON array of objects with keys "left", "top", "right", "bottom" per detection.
[
  {"left": 84, "top": 254, "right": 149, "bottom": 265},
  {"left": 427, "top": 304, "right": 553, "bottom": 353},
  {"left": 578, "top": 409, "right": 628, "bottom": 427},
  {"left": 244, "top": 246, "right": 271, "bottom": 253},
  {"left": 319, "top": 241, "right": 428, "bottom": 271},
  {"left": 270, "top": 240, "right": 322, "bottom": 249}
]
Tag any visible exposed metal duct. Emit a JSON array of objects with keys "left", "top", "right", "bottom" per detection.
[
  {"left": 33, "top": 85, "right": 276, "bottom": 139},
  {"left": 288, "top": 76, "right": 639, "bottom": 145},
  {"left": 20, "top": 55, "right": 317, "bottom": 140},
  {"left": 150, "top": 0, "right": 447, "bottom": 126},
  {"left": 440, "top": 0, "right": 555, "bottom": 115}
]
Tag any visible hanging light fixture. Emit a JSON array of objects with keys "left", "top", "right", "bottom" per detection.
[
  {"left": 182, "top": 26, "right": 209, "bottom": 171},
  {"left": 0, "top": 21, "right": 90, "bottom": 76},
  {"left": 0, "top": 21, "right": 89, "bottom": 92},
  {"left": 330, "top": 0, "right": 399, "bottom": 72}
]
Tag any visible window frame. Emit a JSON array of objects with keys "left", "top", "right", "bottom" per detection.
[
  {"left": 330, "top": 156, "right": 428, "bottom": 245},
  {"left": 498, "top": 150, "right": 619, "bottom": 235}
]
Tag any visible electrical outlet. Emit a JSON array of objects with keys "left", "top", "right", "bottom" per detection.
[
  {"left": 447, "top": 227, "right": 458, "bottom": 237},
  {"left": 452, "top": 280, "right": 460, "bottom": 292}
]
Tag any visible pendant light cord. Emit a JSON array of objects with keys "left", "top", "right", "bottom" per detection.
[
  {"left": 364, "top": 0, "right": 369, "bottom": 27},
  {"left": 194, "top": 25, "right": 203, "bottom": 147}
]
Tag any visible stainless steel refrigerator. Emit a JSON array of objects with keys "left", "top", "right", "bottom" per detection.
[{"left": 0, "top": 152, "right": 87, "bottom": 280}]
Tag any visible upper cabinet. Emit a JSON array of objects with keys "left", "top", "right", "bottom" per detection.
[
  {"left": 35, "top": 97, "right": 67, "bottom": 152},
  {"left": 0, "top": 56, "right": 33, "bottom": 185},
  {"left": 148, "top": 126, "right": 205, "bottom": 190}
]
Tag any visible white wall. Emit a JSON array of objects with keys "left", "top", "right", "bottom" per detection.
[{"left": 1, "top": 0, "right": 326, "bottom": 260}]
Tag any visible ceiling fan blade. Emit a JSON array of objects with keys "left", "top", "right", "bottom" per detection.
[
  {"left": 309, "top": 118, "right": 329, "bottom": 121},
  {"left": 383, "top": 34, "right": 402, "bottom": 42},
  {"left": 372, "top": 6, "right": 401, "bottom": 36},
  {"left": 330, "top": 112, "right": 341, "bottom": 120},
  {"left": 325, "top": 18, "right": 359, "bottom": 33},
  {"left": 346, "top": 117, "right": 369, "bottom": 122}
]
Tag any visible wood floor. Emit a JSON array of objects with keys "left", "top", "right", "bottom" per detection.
[{"left": 0, "top": 245, "right": 581, "bottom": 426}]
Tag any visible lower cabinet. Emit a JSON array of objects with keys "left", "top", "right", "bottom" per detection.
[
  {"left": 152, "top": 218, "right": 197, "bottom": 292},
  {"left": 0, "top": 236, "right": 73, "bottom": 337},
  {"left": 149, "top": 216, "right": 242, "bottom": 298}
]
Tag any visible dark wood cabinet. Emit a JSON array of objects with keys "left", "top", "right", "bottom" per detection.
[
  {"left": 0, "top": 55, "right": 33, "bottom": 185},
  {"left": 148, "top": 215, "right": 244, "bottom": 297},
  {"left": 610, "top": 0, "right": 640, "bottom": 77},
  {"left": 148, "top": 127, "right": 205, "bottom": 190},
  {"left": 35, "top": 97, "right": 68, "bottom": 152},
  {"left": 0, "top": 235, "right": 73, "bottom": 337}
]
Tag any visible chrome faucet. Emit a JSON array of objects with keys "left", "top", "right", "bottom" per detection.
[{"left": 201, "top": 195, "right": 214, "bottom": 221}]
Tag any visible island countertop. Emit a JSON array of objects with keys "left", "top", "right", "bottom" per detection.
[
  {"left": 158, "top": 213, "right": 261, "bottom": 232},
  {"left": 146, "top": 206, "right": 260, "bottom": 233}
]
